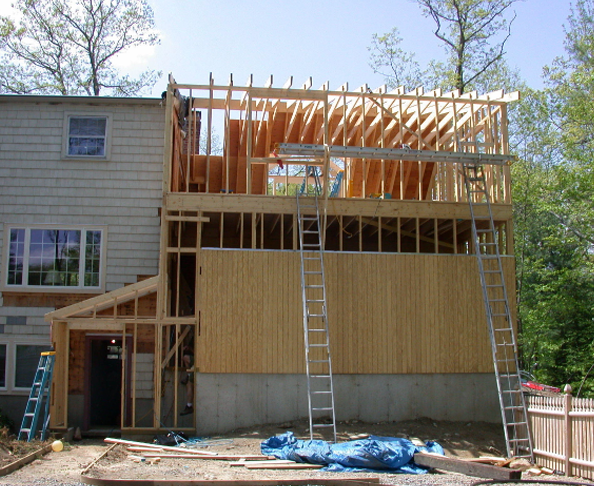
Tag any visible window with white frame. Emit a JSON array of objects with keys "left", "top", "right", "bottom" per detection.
[
  {"left": 66, "top": 115, "right": 108, "bottom": 157},
  {"left": 0, "top": 344, "right": 6, "bottom": 388},
  {"left": 5, "top": 227, "right": 104, "bottom": 290},
  {"left": 15, "top": 344, "right": 52, "bottom": 388}
]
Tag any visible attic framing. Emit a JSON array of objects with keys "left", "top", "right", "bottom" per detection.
[{"left": 45, "top": 74, "right": 520, "bottom": 434}]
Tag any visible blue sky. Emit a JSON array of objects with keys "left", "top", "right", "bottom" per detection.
[
  {"left": 139, "top": 0, "right": 572, "bottom": 96},
  {"left": 0, "top": 0, "right": 574, "bottom": 96}
]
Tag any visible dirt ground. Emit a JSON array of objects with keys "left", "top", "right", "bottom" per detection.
[{"left": 0, "top": 419, "right": 590, "bottom": 486}]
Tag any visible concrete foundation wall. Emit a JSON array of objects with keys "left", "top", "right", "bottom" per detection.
[
  {"left": 193, "top": 373, "right": 501, "bottom": 435},
  {"left": 0, "top": 395, "right": 27, "bottom": 431}
]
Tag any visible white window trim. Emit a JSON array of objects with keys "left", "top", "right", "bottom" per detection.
[
  {"left": 62, "top": 112, "right": 113, "bottom": 161},
  {"left": 1, "top": 224, "right": 107, "bottom": 294},
  {"left": 13, "top": 342, "right": 52, "bottom": 392},
  {"left": 0, "top": 342, "right": 7, "bottom": 392}
]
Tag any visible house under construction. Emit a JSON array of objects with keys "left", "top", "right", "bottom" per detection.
[{"left": 44, "top": 74, "right": 525, "bottom": 451}]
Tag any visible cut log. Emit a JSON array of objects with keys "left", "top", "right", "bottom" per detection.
[{"left": 413, "top": 453, "right": 522, "bottom": 480}]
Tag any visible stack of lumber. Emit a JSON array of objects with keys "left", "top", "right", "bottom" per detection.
[
  {"left": 468, "top": 456, "right": 556, "bottom": 476},
  {"left": 413, "top": 452, "right": 524, "bottom": 480},
  {"left": 105, "top": 438, "right": 314, "bottom": 469}
]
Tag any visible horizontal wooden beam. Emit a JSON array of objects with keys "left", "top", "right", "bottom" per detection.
[
  {"left": 45, "top": 276, "right": 158, "bottom": 320},
  {"left": 66, "top": 321, "right": 125, "bottom": 331},
  {"left": 81, "top": 476, "right": 380, "bottom": 486},
  {"left": 413, "top": 453, "right": 522, "bottom": 480},
  {"left": 165, "top": 194, "right": 513, "bottom": 220},
  {"left": 62, "top": 318, "right": 157, "bottom": 328},
  {"left": 175, "top": 82, "right": 516, "bottom": 106},
  {"left": 165, "top": 215, "right": 211, "bottom": 223}
]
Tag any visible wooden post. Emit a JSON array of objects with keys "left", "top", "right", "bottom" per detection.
[{"left": 564, "top": 384, "right": 573, "bottom": 477}]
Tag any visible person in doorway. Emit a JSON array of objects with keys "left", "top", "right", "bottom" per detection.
[{"left": 180, "top": 334, "right": 195, "bottom": 416}]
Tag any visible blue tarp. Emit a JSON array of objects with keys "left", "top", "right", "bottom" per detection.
[{"left": 261, "top": 431, "right": 445, "bottom": 474}]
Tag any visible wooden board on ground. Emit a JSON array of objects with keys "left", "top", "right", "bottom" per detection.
[
  {"left": 230, "top": 460, "right": 294, "bottom": 467},
  {"left": 0, "top": 444, "right": 53, "bottom": 477},
  {"left": 243, "top": 463, "right": 323, "bottom": 470},
  {"left": 81, "top": 476, "right": 380, "bottom": 486},
  {"left": 141, "top": 453, "right": 272, "bottom": 461},
  {"left": 104, "top": 438, "right": 217, "bottom": 456},
  {"left": 413, "top": 452, "right": 522, "bottom": 480}
]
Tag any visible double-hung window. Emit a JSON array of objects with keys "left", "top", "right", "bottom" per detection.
[
  {"left": 65, "top": 115, "right": 110, "bottom": 158},
  {"left": 5, "top": 227, "right": 104, "bottom": 291}
]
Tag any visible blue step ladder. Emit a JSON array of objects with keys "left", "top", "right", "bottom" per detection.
[{"left": 18, "top": 351, "right": 55, "bottom": 441}]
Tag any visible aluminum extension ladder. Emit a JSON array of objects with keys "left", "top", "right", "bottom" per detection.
[
  {"left": 18, "top": 351, "right": 55, "bottom": 441},
  {"left": 296, "top": 175, "right": 337, "bottom": 442},
  {"left": 463, "top": 163, "right": 534, "bottom": 461}
]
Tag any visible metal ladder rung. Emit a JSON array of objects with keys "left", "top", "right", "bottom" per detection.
[
  {"left": 298, "top": 191, "right": 336, "bottom": 443},
  {"left": 312, "top": 424, "right": 335, "bottom": 428},
  {"left": 463, "top": 163, "right": 533, "bottom": 462}
]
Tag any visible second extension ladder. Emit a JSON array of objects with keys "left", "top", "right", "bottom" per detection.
[
  {"left": 18, "top": 351, "right": 55, "bottom": 441},
  {"left": 296, "top": 187, "right": 337, "bottom": 442},
  {"left": 463, "top": 163, "right": 533, "bottom": 461}
]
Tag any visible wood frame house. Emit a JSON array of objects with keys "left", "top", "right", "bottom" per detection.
[
  {"left": 45, "top": 75, "right": 519, "bottom": 436},
  {"left": 0, "top": 95, "right": 164, "bottom": 429}
]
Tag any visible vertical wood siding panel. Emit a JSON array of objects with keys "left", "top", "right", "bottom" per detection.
[{"left": 197, "top": 250, "right": 513, "bottom": 375}]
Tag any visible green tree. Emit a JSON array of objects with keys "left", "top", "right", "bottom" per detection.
[
  {"left": 416, "top": 0, "right": 520, "bottom": 92},
  {"left": 512, "top": 0, "right": 594, "bottom": 397},
  {"left": 368, "top": 27, "right": 428, "bottom": 90},
  {"left": 0, "top": 0, "right": 160, "bottom": 96},
  {"left": 369, "top": 0, "right": 521, "bottom": 93}
]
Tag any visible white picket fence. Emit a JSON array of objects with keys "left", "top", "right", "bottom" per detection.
[{"left": 526, "top": 390, "right": 594, "bottom": 479}]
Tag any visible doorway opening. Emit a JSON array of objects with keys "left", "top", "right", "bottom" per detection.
[{"left": 84, "top": 335, "right": 131, "bottom": 430}]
